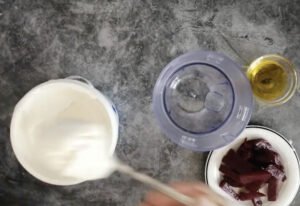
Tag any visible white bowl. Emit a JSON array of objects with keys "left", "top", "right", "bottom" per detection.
[
  {"left": 10, "top": 77, "right": 119, "bottom": 185},
  {"left": 205, "top": 125, "right": 300, "bottom": 206}
]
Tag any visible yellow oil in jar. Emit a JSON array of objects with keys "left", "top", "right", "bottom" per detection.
[{"left": 247, "top": 61, "right": 288, "bottom": 102}]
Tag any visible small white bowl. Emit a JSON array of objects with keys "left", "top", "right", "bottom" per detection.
[
  {"left": 10, "top": 77, "right": 119, "bottom": 185},
  {"left": 205, "top": 125, "right": 300, "bottom": 206}
]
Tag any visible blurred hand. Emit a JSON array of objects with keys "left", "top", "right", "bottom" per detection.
[{"left": 139, "top": 182, "right": 222, "bottom": 206}]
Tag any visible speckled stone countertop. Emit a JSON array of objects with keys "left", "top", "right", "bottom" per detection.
[{"left": 0, "top": 0, "right": 300, "bottom": 205}]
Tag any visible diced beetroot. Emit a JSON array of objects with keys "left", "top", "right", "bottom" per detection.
[
  {"left": 239, "top": 170, "right": 271, "bottom": 185},
  {"left": 223, "top": 176, "right": 243, "bottom": 187},
  {"left": 237, "top": 140, "right": 253, "bottom": 160},
  {"left": 245, "top": 181, "right": 264, "bottom": 192},
  {"left": 241, "top": 138, "right": 248, "bottom": 145},
  {"left": 239, "top": 138, "right": 272, "bottom": 151},
  {"left": 264, "top": 164, "right": 286, "bottom": 181},
  {"left": 239, "top": 149, "right": 253, "bottom": 160},
  {"left": 219, "top": 164, "right": 240, "bottom": 182},
  {"left": 252, "top": 198, "right": 263, "bottom": 206},
  {"left": 251, "top": 139, "right": 272, "bottom": 150},
  {"left": 219, "top": 138, "right": 286, "bottom": 206},
  {"left": 222, "top": 149, "right": 257, "bottom": 173},
  {"left": 239, "top": 191, "right": 265, "bottom": 201},
  {"left": 237, "top": 138, "right": 250, "bottom": 152},
  {"left": 219, "top": 180, "right": 240, "bottom": 200},
  {"left": 267, "top": 177, "right": 278, "bottom": 201},
  {"left": 254, "top": 150, "right": 281, "bottom": 166}
]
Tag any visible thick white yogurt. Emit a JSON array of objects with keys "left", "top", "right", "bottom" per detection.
[{"left": 10, "top": 80, "right": 118, "bottom": 185}]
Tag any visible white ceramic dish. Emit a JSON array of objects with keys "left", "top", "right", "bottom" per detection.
[{"left": 205, "top": 125, "right": 300, "bottom": 206}]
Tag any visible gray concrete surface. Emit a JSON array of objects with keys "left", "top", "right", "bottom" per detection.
[{"left": 0, "top": 0, "right": 299, "bottom": 205}]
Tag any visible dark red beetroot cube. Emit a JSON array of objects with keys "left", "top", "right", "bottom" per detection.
[
  {"left": 254, "top": 149, "right": 281, "bottom": 166},
  {"left": 238, "top": 138, "right": 271, "bottom": 151},
  {"left": 252, "top": 198, "right": 263, "bottom": 206},
  {"left": 240, "top": 138, "right": 248, "bottom": 147},
  {"left": 219, "top": 164, "right": 240, "bottom": 182},
  {"left": 238, "top": 149, "right": 253, "bottom": 160},
  {"left": 240, "top": 138, "right": 272, "bottom": 150},
  {"left": 219, "top": 180, "right": 240, "bottom": 200},
  {"left": 223, "top": 176, "right": 243, "bottom": 187},
  {"left": 251, "top": 139, "right": 272, "bottom": 150},
  {"left": 245, "top": 181, "right": 264, "bottom": 192},
  {"left": 239, "top": 170, "right": 271, "bottom": 185},
  {"left": 222, "top": 149, "right": 257, "bottom": 173},
  {"left": 239, "top": 191, "right": 265, "bottom": 201},
  {"left": 237, "top": 140, "right": 253, "bottom": 160},
  {"left": 268, "top": 177, "right": 278, "bottom": 201},
  {"left": 237, "top": 138, "right": 250, "bottom": 151},
  {"left": 264, "top": 164, "right": 286, "bottom": 181}
]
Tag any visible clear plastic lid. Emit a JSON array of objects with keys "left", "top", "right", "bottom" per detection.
[
  {"left": 153, "top": 51, "right": 253, "bottom": 151},
  {"left": 164, "top": 63, "right": 234, "bottom": 134}
]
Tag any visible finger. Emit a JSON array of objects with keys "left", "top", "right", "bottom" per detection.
[
  {"left": 195, "top": 196, "right": 219, "bottom": 206},
  {"left": 144, "top": 183, "right": 206, "bottom": 206},
  {"left": 191, "top": 183, "right": 227, "bottom": 205},
  {"left": 139, "top": 202, "right": 153, "bottom": 206},
  {"left": 144, "top": 191, "right": 183, "bottom": 206},
  {"left": 170, "top": 182, "right": 208, "bottom": 197},
  {"left": 167, "top": 182, "right": 226, "bottom": 206}
]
